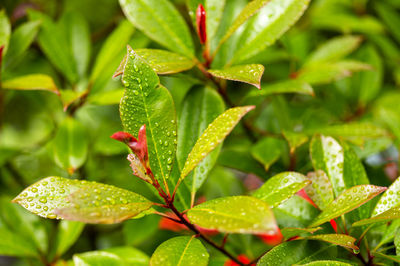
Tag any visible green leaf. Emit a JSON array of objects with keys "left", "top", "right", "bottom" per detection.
[
  {"left": 375, "top": 2, "right": 400, "bottom": 44},
  {"left": 53, "top": 117, "right": 88, "bottom": 172},
  {"left": 309, "top": 185, "right": 386, "bottom": 227},
  {"left": 53, "top": 221, "right": 85, "bottom": 257},
  {"left": 376, "top": 220, "right": 400, "bottom": 249},
  {"left": 150, "top": 236, "right": 209, "bottom": 266},
  {"left": 187, "top": 195, "right": 277, "bottom": 234},
  {"left": 372, "top": 176, "right": 400, "bottom": 216},
  {"left": 13, "top": 177, "right": 153, "bottom": 223},
  {"left": 395, "top": 228, "right": 400, "bottom": 256},
  {"left": 0, "top": 9, "right": 11, "bottom": 54},
  {"left": 246, "top": 80, "right": 314, "bottom": 99},
  {"left": 232, "top": 0, "right": 311, "bottom": 63},
  {"left": 209, "top": 64, "right": 264, "bottom": 89},
  {"left": 304, "top": 36, "right": 362, "bottom": 66},
  {"left": 88, "top": 88, "right": 125, "bottom": 105},
  {"left": 282, "top": 130, "right": 309, "bottom": 153},
  {"left": 3, "top": 20, "right": 41, "bottom": 68},
  {"left": 280, "top": 227, "right": 322, "bottom": 240},
  {"left": 216, "top": 0, "right": 270, "bottom": 50},
  {"left": 120, "top": 0, "right": 194, "bottom": 57},
  {"left": 251, "top": 137, "right": 286, "bottom": 170},
  {"left": 299, "top": 261, "right": 354, "bottom": 266},
  {"left": 177, "top": 86, "right": 224, "bottom": 205},
  {"left": 374, "top": 252, "right": 400, "bottom": 263},
  {"left": 304, "top": 170, "right": 334, "bottom": 211},
  {"left": 353, "top": 205, "right": 400, "bottom": 227},
  {"left": 134, "top": 48, "right": 195, "bottom": 74},
  {"left": 2, "top": 74, "right": 59, "bottom": 94},
  {"left": 74, "top": 246, "right": 149, "bottom": 266},
  {"left": 180, "top": 106, "right": 254, "bottom": 180},
  {"left": 0, "top": 228, "right": 39, "bottom": 257},
  {"left": 301, "top": 234, "right": 359, "bottom": 251},
  {"left": 119, "top": 47, "right": 177, "bottom": 184},
  {"left": 253, "top": 172, "right": 311, "bottom": 207}
]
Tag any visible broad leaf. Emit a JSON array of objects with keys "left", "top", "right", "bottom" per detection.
[
  {"left": 246, "top": 80, "right": 314, "bottom": 99},
  {"left": 251, "top": 137, "right": 286, "bottom": 171},
  {"left": 282, "top": 130, "right": 309, "bottom": 153},
  {"left": 134, "top": 48, "right": 195, "bottom": 74},
  {"left": 253, "top": 172, "right": 311, "bottom": 207},
  {"left": 309, "top": 185, "right": 386, "bottom": 227},
  {"left": 0, "top": 9, "right": 11, "bottom": 54},
  {"left": 120, "top": 0, "right": 194, "bottom": 57},
  {"left": 2, "top": 74, "right": 59, "bottom": 94},
  {"left": 0, "top": 228, "right": 39, "bottom": 258},
  {"left": 150, "top": 236, "right": 209, "bottom": 266},
  {"left": 177, "top": 86, "right": 224, "bottom": 205},
  {"left": 232, "top": 0, "right": 310, "bottom": 63},
  {"left": 301, "top": 234, "right": 358, "bottom": 251},
  {"left": 353, "top": 205, "right": 400, "bottom": 227},
  {"left": 118, "top": 47, "right": 177, "bottom": 184},
  {"left": 53, "top": 117, "right": 88, "bottom": 173},
  {"left": 52, "top": 221, "right": 84, "bottom": 258},
  {"left": 180, "top": 106, "right": 254, "bottom": 180},
  {"left": 208, "top": 64, "right": 264, "bottom": 89},
  {"left": 187, "top": 196, "right": 277, "bottom": 234},
  {"left": 300, "top": 261, "right": 353, "bottom": 266},
  {"left": 280, "top": 227, "right": 321, "bottom": 240},
  {"left": 74, "top": 247, "right": 149, "bottom": 266},
  {"left": 13, "top": 177, "right": 153, "bottom": 223},
  {"left": 304, "top": 170, "right": 334, "bottom": 210},
  {"left": 372, "top": 176, "right": 400, "bottom": 216}
]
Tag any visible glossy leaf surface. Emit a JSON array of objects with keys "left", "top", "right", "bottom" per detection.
[
  {"left": 209, "top": 64, "right": 264, "bottom": 89},
  {"left": 2, "top": 74, "right": 59, "bottom": 94},
  {"left": 304, "top": 170, "right": 334, "bottom": 210},
  {"left": 302, "top": 234, "right": 358, "bottom": 250},
  {"left": 372, "top": 176, "right": 400, "bottom": 216},
  {"left": 353, "top": 205, "right": 400, "bottom": 227}
]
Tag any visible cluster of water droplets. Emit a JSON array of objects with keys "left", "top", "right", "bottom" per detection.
[
  {"left": 373, "top": 177, "right": 400, "bottom": 216},
  {"left": 305, "top": 170, "right": 334, "bottom": 210}
]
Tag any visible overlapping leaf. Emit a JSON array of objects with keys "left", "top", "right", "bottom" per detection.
[
  {"left": 2, "top": 74, "right": 59, "bottom": 94},
  {"left": 304, "top": 170, "right": 334, "bottom": 210},
  {"left": 373, "top": 176, "right": 400, "bottom": 216},
  {"left": 301, "top": 234, "right": 358, "bottom": 251},
  {"left": 208, "top": 64, "right": 264, "bottom": 89}
]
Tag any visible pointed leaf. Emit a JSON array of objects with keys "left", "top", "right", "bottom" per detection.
[
  {"left": 282, "top": 130, "right": 309, "bottom": 153},
  {"left": 181, "top": 106, "right": 254, "bottom": 180},
  {"left": 353, "top": 205, "right": 400, "bottom": 227},
  {"left": 373, "top": 176, "right": 400, "bottom": 216},
  {"left": 187, "top": 196, "right": 277, "bottom": 234},
  {"left": 246, "top": 80, "right": 314, "bottom": 99},
  {"left": 13, "top": 177, "right": 153, "bottom": 223},
  {"left": 304, "top": 170, "right": 334, "bottom": 211},
  {"left": 301, "top": 234, "right": 358, "bottom": 250},
  {"left": 2, "top": 74, "right": 59, "bottom": 94},
  {"left": 74, "top": 247, "right": 149, "bottom": 266},
  {"left": 120, "top": 0, "right": 194, "bottom": 57},
  {"left": 309, "top": 185, "right": 386, "bottom": 227},
  {"left": 257, "top": 241, "right": 315, "bottom": 266},
  {"left": 232, "top": 0, "right": 310, "bottom": 63},
  {"left": 280, "top": 227, "right": 322, "bottom": 240},
  {"left": 53, "top": 221, "right": 85, "bottom": 257},
  {"left": 253, "top": 172, "right": 311, "bottom": 207},
  {"left": 134, "top": 49, "right": 195, "bottom": 74},
  {"left": 150, "top": 236, "right": 209, "bottom": 266},
  {"left": 307, "top": 123, "right": 388, "bottom": 141},
  {"left": 119, "top": 47, "right": 177, "bottom": 184},
  {"left": 300, "top": 261, "right": 354, "bottom": 266},
  {"left": 208, "top": 64, "right": 264, "bottom": 89},
  {"left": 251, "top": 137, "right": 286, "bottom": 171},
  {"left": 0, "top": 9, "right": 11, "bottom": 55}
]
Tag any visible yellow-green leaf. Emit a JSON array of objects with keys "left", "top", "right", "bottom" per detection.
[
  {"left": 372, "top": 175, "right": 400, "bottom": 216},
  {"left": 353, "top": 205, "right": 400, "bottom": 227},
  {"left": 2, "top": 74, "right": 59, "bottom": 94},
  {"left": 304, "top": 170, "right": 334, "bottom": 211},
  {"left": 208, "top": 64, "right": 264, "bottom": 89},
  {"left": 300, "top": 234, "right": 358, "bottom": 251}
]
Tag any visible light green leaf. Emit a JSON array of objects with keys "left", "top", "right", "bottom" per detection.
[
  {"left": 0, "top": 228, "right": 39, "bottom": 257},
  {"left": 209, "top": 64, "right": 264, "bottom": 89},
  {"left": 304, "top": 170, "right": 334, "bottom": 211},
  {"left": 150, "top": 236, "right": 209, "bottom": 266},
  {"left": 253, "top": 172, "right": 310, "bottom": 207},
  {"left": 53, "top": 221, "right": 85, "bottom": 257},
  {"left": 353, "top": 205, "right": 400, "bottom": 227},
  {"left": 187, "top": 196, "right": 277, "bottom": 234},
  {"left": 301, "top": 234, "right": 358, "bottom": 251},
  {"left": 119, "top": 47, "right": 177, "bottom": 184},
  {"left": 134, "top": 48, "right": 195, "bottom": 74},
  {"left": 0, "top": 9, "right": 11, "bottom": 54},
  {"left": 232, "top": 0, "right": 310, "bottom": 63},
  {"left": 120, "top": 0, "right": 194, "bottom": 57},
  {"left": 373, "top": 176, "right": 400, "bottom": 216},
  {"left": 251, "top": 137, "right": 286, "bottom": 171},
  {"left": 74, "top": 247, "right": 149, "bottom": 266},
  {"left": 2, "top": 74, "right": 59, "bottom": 94},
  {"left": 53, "top": 117, "right": 88, "bottom": 172},
  {"left": 304, "top": 36, "right": 362, "bottom": 66},
  {"left": 309, "top": 185, "right": 386, "bottom": 227},
  {"left": 280, "top": 227, "right": 322, "bottom": 240},
  {"left": 246, "top": 80, "right": 314, "bottom": 99},
  {"left": 177, "top": 86, "right": 224, "bottom": 205},
  {"left": 88, "top": 88, "right": 125, "bottom": 105},
  {"left": 299, "top": 261, "right": 353, "bottom": 266},
  {"left": 395, "top": 228, "right": 400, "bottom": 256},
  {"left": 180, "top": 106, "right": 254, "bottom": 180},
  {"left": 13, "top": 176, "right": 153, "bottom": 223},
  {"left": 282, "top": 130, "right": 309, "bottom": 153}
]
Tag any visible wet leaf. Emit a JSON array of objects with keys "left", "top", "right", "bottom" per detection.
[
  {"left": 299, "top": 260, "right": 354, "bottom": 266},
  {"left": 304, "top": 170, "right": 334, "bottom": 210},
  {"left": 253, "top": 172, "right": 311, "bottom": 207},
  {"left": 180, "top": 106, "right": 254, "bottom": 180},
  {"left": 251, "top": 137, "right": 286, "bottom": 171},
  {"left": 300, "top": 234, "right": 358, "bottom": 250},
  {"left": 120, "top": 0, "right": 194, "bottom": 57},
  {"left": 280, "top": 227, "right": 321, "bottom": 240},
  {"left": 187, "top": 196, "right": 277, "bottom": 234},
  {"left": 309, "top": 185, "right": 386, "bottom": 227},
  {"left": 118, "top": 47, "right": 177, "bottom": 184},
  {"left": 353, "top": 205, "right": 400, "bottom": 227},
  {"left": 2, "top": 74, "right": 59, "bottom": 94},
  {"left": 150, "top": 236, "right": 209, "bottom": 266},
  {"left": 208, "top": 64, "right": 264, "bottom": 89},
  {"left": 372, "top": 176, "right": 400, "bottom": 216},
  {"left": 13, "top": 176, "right": 153, "bottom": 223}
]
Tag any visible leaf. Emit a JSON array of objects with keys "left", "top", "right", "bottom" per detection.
[
  {"left": 216, "top": 0, "right": 270, "bottom": 49},
  {"left": 395, "top": 228, "right": 400, "bottom": 256},
  {"left": 304, "top": 36, "right": 362, "bottom": 66},
  {"left": 0, "top": 9, "right": 11, "bottom": 54},
  {"left": 74, "top": 246, "right": 149, "bottom": 266},
  {"left": 88, "top": 88, "right": 125, "bottom": 105},
  {"left": 187, "top": 195, "right": 277, "bottom": 234},
  {"left": 299, "top": 261, "right": 354, "bottom": 266},
  {"left": 375, "top": 2, "right": 400, "bottom": 44},
  {"left": 353, "top": 205, "right": 400, "bottom": 227},
  {"left": 118, "top": 47, "right": 177, "bottom": 184},
  {"left": 280, "top": 227, "right": 322, "bottom": 240},
  {"left": 120, "top": 0, "right": 194, "bottom": 57},
  {"left": 253, "top": 172, "right": 311, "bottom": 207},
  {"left": 0, "top": 228, "right": 39, "bottom": 258},
  {"left": 3, "top": 20, "right": 41, "bottom": 68},
  {"left": 53, "top": 221, "right": 85, "bottom": 257},
  {"left": 177, "top": 86, "right": 224, "bottom": 205},
  {"left": 301, "top": 234, "right": 359, "bottom": 251},
  {"left": 134, "top": 48, "right": 195, "bottom": 74},
  {"left": 309, "top": 185, "right": 386, "bottom": 227},
  {"left": 372, "top": 176, "right": 400, "bottom": 216},
  {"left": 374, "top": 253, "right": 400, "bottom": 263},
  {"left": 2, "top": 74, "right": 59, "bottom": 94},
  {"left": 251, "top": 137, "right": 286, "bottom": 170},
  {"left": 13, "top": 176, "right": 153, "bottom": 223},
  {"left": 282, "top": 130, "right": 309, "bottom": 153},
  {"left": 180, "top": 106, "right": 254, "bottom": 180},
  {"left": 246, "top": 80, "right": 314, "bottom": 99},
  {"left": 53, "top": 117, "right": 88, "bottom": 173},
  {"left": 208, "top": 64, "right": 264, "bottom": 89},
  {"left": 150, "top": 236, "right": 209, "bottom": 266},
  {"left": 232, "top": 0, "right": 311, "bottom": 63},
  {"left": 304, "top": 170, "right": 334, "bottom": 210}
]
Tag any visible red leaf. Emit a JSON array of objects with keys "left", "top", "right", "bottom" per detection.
[
  {"left": 330, "top": 219, "right": 338, "bottom": 233},
  {"left": 196, "top": 4, "right": 207, "bottom": 44},
  {"left": 297, "top": 189, "right": 318, "bottom": 208},
  {"left": 224, "top": 255, "right": 254, "bottom": 266},
  {"left": 258, "top": 227, "right": 283, "bottom": 246}
]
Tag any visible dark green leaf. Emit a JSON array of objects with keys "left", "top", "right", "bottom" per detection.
[{"left": 375, "top": 2, "right": 400, "bottom": 44}]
